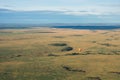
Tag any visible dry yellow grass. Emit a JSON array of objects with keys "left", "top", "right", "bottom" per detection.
[{"left": 0, "top": 28, "right": 120, "bottom": 80}]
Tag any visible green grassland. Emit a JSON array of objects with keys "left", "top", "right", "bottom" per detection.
[{"left": 0, "top": 28, "right": 120, "bottom": 80}]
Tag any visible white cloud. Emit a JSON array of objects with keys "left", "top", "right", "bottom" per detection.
[{"left": 62, "top": 11, "right": 106, "bottom": 16}]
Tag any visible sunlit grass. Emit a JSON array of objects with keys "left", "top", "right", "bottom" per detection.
[{"left": 0, "top": 28, "right": 120, "bottom": 80}]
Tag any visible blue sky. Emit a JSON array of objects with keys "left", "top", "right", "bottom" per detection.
[{"left": 0, "top": 0, "right": 120, "bottom": 23}]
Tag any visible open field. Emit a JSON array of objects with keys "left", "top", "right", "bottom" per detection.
[{"left": 0, "top": 27, "right": 120, "bottom": 80}]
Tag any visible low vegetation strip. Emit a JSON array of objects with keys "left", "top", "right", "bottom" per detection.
[
  {"left": 109, "top": 71, "right": 120, "bottom": 75},
  {"left": 49, "top": 43, "right": 67, "bottom": 46},
  {"left": 86, "top": 77, "right": 101, "bottom": 80},
  {"left": 61, "top": 47, "right": 73, "bottom": 51},
  {"left": 62, "top": 65, "right": 86, "bottom": 73}
]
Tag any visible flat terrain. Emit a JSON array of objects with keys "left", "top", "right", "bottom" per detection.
[{"left": 0, "top": 27, "right": 120, "bottom": 80}]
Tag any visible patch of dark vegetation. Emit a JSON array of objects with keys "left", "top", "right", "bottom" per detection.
[
  {"left": 30, "top": 31, "right": 56, "bottom": 33},
  {"left": 110, "top": 35, "right": 114, "bottom": 38},
  {"left": 101, "top": 32, "right": 108, "bottom": 34},
  {"left": 10, "top": 54, "right": 22, "bottom": 58},
  {"left": 71, "top": 34, "right": 83, "bottom": 36},
  {"left": 100, "top": 43, "right": 111, "bottom": 46},
  {"left": 105, "top": 39, "right": 112, "bottom": 41},
  {"left": 0, "top": 39, "right": 4, "bottom": 41},
  {"left": 91, "top": 30, "right": 97, "bottom": 32},
  {"left": 81, "top": 51, "right": 92, "bottom": 55},
  {"left": 91, "top": 41, "right": 97, "bottom": 43},
  {"left": 80, "top": 47, "right": 118, "bottom": 55},
  {"left": 112, "top": 30, "right": 120, "bottom": 32},
  {"left": 3, "top": 72, "right": 10, "bottom": 75},
  {"left": 114, "top": 38, "right": 119, "bottom": 40},
  {"left": 48, "top": 54, "right": 60, "bottom": 57},
  {"left": 100, "top": 43, "right": 117, "bottom": 47},
  {"left": 53, "top": 36, "right": 65, "bottom": 38},
  {"left": 65, "top": 53, "right": 80, "bottom": 56},
  {"left": 0, "top": 27, "right": 29, "bottom": 29},
  {"left": 0, "top": 39, "right": 11, "bottom": 41},
  {"left": 61, "top": 46, "right": 73, "bottom": 51},
  {"left": 109, "top": 71, "right": 120, "bottom": 75},
  {"left": 16, "top": 54, "right": 22, "bottom": 57},
  {"left": 50, "top": 43, "right": 67, "bottom": 46},
  {"left": 112, "top": 50, "right": 120, "bottom": 55},
  {"left": 15, "top": 38, "right": 33, "bottom": 40},
  {"left": 0, "top": 32, "right": 13, "bottom": 34},
  {"left": 62, "top": 65, "right": 86, "bottom": 73},
  {"left": 0, "top": 38, "right": 33, "bottom": 41},
  {"left": 86, "top": 77, "right": 101, "bottom": 80}
]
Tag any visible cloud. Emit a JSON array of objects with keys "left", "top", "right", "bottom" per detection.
[
  {"left": 0, "top": 8, "right": 119, "bottom": 16},
  {"left": 3, "top": 5, "right": 14, "bottom": 7},
  {"left": 62, "top": 11, "right": 107, "bottom": 16}
]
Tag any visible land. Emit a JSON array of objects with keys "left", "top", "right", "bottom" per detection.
[{"left": 0, "top": 27, "right": 120, "bottom": 80}]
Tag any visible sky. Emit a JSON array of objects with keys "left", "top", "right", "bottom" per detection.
[{"left": 0, "top": 0, "right": 120, "bottom": 23}]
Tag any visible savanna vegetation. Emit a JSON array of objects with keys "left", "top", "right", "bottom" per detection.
[{"left": 0, "top": 27, "right": 120, "bottom": 80}]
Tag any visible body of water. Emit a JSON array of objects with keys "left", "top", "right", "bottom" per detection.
[
  {"left": 0, "top": 23, "right": 120, "bottom": 30},
  {"left": 53, "top": 25, "right": 120, "bottom": 30}
]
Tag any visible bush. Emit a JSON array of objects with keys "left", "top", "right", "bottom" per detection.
[
  {"left": 65, "top": 53, "right": 79, "bottom": 56},
  {"left": 50, "top": 43, "right": 67, "bottom": 46},
  {"left": 61, "top": 47, "right": 73, "bottom": 51},
  {"left": 48, "top": 54, "right": 59, "bottom": 56}
]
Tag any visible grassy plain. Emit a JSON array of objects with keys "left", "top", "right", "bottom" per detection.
[{"left": 0, "top": 27, "right": 120, "bottom": 80}]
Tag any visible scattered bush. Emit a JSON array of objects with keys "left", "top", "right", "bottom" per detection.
[
  {"left": 81, "top": 51, "right": 92, "bottom": 55},
  {"left": 87, "top": 77, "right": 101, "bottom": 80},
  {"left": 91, "top": 41, "right": 97, "bottom": 43},
  {"left": 62, "top": 65, "right": 86, "bottom": 73},
  {"left": 112, "top": 50, "right": 120, "bottom": 55},
  {"left": 53, "top": 36, "right": 65, "bottom": 38},
  {"left": 16, "top": 55, "right": 22, "bottom": 57},
  {"left": 109, "top": 71, "right": 120, "bottom": 75},
  {"left": 61, "top": 47, "right": 73, "bottom": 51},
  {"left": 100, "top": 43, "right": 117, "bottom": 47},
  {"left": 71, "top": 34, "right": 83, "bottom": 36},
  {"left": 48, "top": 54, "right": 59, "bottom": 57},
  {"left": 65, "top": 53, "right": 79, "bottom": 56},
  {"left": 36, "top": 32, "right": 56, "bottom": 33},
  {"left": 50, "top": 43, "right": 67, "bottom": 46}
]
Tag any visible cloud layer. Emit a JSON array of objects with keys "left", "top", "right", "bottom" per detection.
[{"left": 0, "top": 0, "right": 120, "bottom": 23}]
